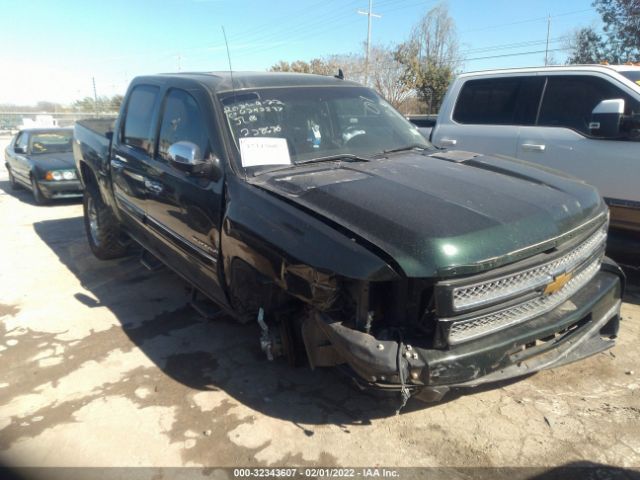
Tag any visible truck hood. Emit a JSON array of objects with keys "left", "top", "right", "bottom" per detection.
[{"left": 251, "top": 151, "right": 606, "bottom": 278}]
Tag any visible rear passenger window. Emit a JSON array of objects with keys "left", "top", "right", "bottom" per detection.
[
  {"left": 538, "top": 75, "right": 640, "bottom": 136},
  {"left": 454, "top": 78, "right": 524, "bottom": 125},
  {"left": 157, "top": 89, "right": 210, "bottom": 162},
  {"left": 453, "top": 77, "right": 544, "bottom": 125},
  {"left": 122, "top": 85, "right": 159, "bottom": 153}
]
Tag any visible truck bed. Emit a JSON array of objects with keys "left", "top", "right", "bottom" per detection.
[{"left": 73, "top": 118, "right": 115, "bottom": 176}]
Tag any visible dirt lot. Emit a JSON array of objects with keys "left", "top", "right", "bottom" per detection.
[{"left": 0, "top": 135, "right": 639, "bottom": 475}]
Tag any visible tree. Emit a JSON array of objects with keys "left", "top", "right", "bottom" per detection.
[
  {"left": 110, "top": 94, "right": 124, "bottom": 111},
  {"left": 368, "top": 46, "right": 416, "bottom": 109},
  {"left": 269, "top": 51, "right": 413, "bottom": 109},
  {"left": 269, "top": 58, "right": 341, "bottom": 75},
  {"left": 72, "top": 95, "right": 122, "bottom": 113},
  {"left": 566, "top": 27, "right": 607, "bottom": 64},
  {"left": 394, "top": 2, "right": 459, "bottom": 113},
  {"left": 35, "top": 101, "right": 63, "bottom": 112},
  {"left": 409, "top": 2, "right": 460, "bottom": 69},
  {"left": 594, "top": 0, "right": 640, "bottom": 62}
]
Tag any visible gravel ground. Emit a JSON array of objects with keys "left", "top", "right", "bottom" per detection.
[{"left": 0, "top": 136, "right": 639, "bottom": 477}]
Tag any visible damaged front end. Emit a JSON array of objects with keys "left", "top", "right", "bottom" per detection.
[
  {"left": 224, "top": 168, "right": 623, "bottom": 407},
  {"left": 295, "top": 222, "right": 624, "bottom": 405}
]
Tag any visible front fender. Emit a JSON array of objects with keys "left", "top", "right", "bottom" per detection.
[{"left": 221, "top": 176, "right": 401, "bottom": 308}]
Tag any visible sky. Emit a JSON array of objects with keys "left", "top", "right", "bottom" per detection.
[{"left": 0, "top": 0, "right": 602, "bottom": 106}]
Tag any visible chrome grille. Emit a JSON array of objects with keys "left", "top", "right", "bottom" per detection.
[
  {"left": 452, "top": 225, "right": 607, "bottom": 312},
  {"left": 447, "top": 257, "right": 602, "bottom": 345}
]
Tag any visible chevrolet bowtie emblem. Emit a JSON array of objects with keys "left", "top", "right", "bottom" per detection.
[{"left": 543, "top": 272, "right": 573, "bottom": 295}]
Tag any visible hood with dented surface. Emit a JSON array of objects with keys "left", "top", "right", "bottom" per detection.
[{"left": 250, "top": 151, "right": 606, "bottom": 278}]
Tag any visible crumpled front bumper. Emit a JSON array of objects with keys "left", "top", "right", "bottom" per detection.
[{"left": 302, "top": 260, "right": 624, "bottom": 402}]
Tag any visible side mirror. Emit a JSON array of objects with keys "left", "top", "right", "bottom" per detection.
[
  {"left": 167, "top": 141, "right": 222, "bottom": 180},
  {"left": 590, "top": 99, "right": 625, "bottom": 138},
  {"left": 14, "top": 146, "right": 26, "bottom": 154}
]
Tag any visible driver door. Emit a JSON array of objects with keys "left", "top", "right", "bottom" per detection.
[
  {"left": 143, "top": 87, "right": 226, "bottom": 302},
  {"left": 9, "top": 132, "right": 31, "bottom": 185}
]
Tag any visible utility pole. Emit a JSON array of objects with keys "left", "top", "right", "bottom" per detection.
[
  {"left": 177, "top": 53, "right": 182, "bottom": 72},
  {"left": 357, "top": 0, "right": 381, "bottom": 86},
  {"left": 544, "top": 14, "right": 551, "bottom": 66},
  {"left": 92, "top": 77, "right": 98, "bottom": 114}
]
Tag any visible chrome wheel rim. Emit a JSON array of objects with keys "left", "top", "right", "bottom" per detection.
[{"left": 87, "top": 196, "right": 100, "bottom": 246}]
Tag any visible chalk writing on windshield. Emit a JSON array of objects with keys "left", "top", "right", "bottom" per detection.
[{"left": 224, "top": 99, "right": 285, "bottom": 135}]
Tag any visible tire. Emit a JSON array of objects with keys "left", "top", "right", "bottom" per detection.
[
  {"left": 30, "top": 176, "right": 48, "bottom": 205},
  {"left": 7, "top": 167, "right": 20, "bottom": 190},
  {"left": 83, "top": 186, "right": 128, "bottom": 260}
]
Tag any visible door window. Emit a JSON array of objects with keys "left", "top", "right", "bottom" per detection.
[
  {"left": 453, "top": 77, "right": 543, "bottom": 125},
  {"left": 157, "top": 89, "right": 210, "bottom": 162},
  {"left": 538, "top": 75, "right": 640, "bottom": 137},
  {"left": 122, "top": 85, "right": 159, "bottom": 153}
]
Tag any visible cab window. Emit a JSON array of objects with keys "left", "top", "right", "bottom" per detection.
[
  {"left": 122, "top": 85, "right": 159, "bottom": 153},
  {"left": 156, "top": 89, "right": 210, "bottom": 162},
  {"left": 453, "top": 77, "right": 543, "bottom": 125},
  {"left": 538, "top": 75, "right": 640, "bottom": 137}
]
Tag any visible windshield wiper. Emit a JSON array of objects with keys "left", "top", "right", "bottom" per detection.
[
  {"left": 377, "top": 144, "right": 428, "bottom": 156},
  {"left": 295, "top": 153, "right": 372, "bottom": 165}
]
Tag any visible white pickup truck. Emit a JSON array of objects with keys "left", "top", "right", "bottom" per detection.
[{"left": 430, "top": 65, "right": 640, "bottom": 235}]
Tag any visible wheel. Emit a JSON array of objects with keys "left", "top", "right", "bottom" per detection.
[
  {"left": 83, "top": 186, "right": 128, "bottom": 260},
  {"left": 30, "top": 176, "right": 48, "bottom": 205},
  {"left": 7, "top": 167, "right": 20, "bottom": 190}
]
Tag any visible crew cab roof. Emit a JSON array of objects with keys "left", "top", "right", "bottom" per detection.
[
  {"left": 456, "top": 64, "right": 640, "bottom": 78},
  {"left": 132, "top": 71, "right": 362, "bottom": 93}
]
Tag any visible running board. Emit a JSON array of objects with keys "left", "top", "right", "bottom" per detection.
[
  {"left": 139, "top": 249, "right": 164, "bottom": 271},
  {"left": 189, "top": 288, "right": 224, "bottom": 320}
]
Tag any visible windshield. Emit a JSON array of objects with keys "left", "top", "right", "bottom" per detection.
[
  {"left": 30, "top": 131, "right": 73, "bottom": 155},
  {"left": 620, "top": 70, "right": 640, "bottom": 86},
  {"left": 219, "top": 86, "right": 431, "bottom": 171}
]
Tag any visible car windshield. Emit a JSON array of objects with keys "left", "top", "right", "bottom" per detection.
[
  {"left": 219, "top": 86, "right": 431, "bottom": 172},
  {"left": 620, "top": 70, "right": 640, "bottom": 86},
  {"left": 30, "top": 131, "right": 73, "bottom": 155}
]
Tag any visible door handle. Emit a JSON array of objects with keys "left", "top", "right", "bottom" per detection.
[
  {"left": 114, "top": 154, "right": 128, "bottom": 163},
  {"left": 440, "top": 138, "right": 457, "bottom": 146},
  {"left": 110, "top": 159, "right": 126, "bottom": 170},
  {"left": 144, "top": 179, "right": 164, "bottom": 194},
  {"left": 521, "top": 143, "right": 546, "bottom": 152}
]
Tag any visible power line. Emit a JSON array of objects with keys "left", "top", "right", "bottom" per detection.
[
  {"left": 226, "top": 0, "right": 339, "bottom": 43},
  {"left": 231, "top": 8, "right": 368, "bottom": 60},
  {"left": 376, "top": 0, "right": 437, "bottom": 16},
  {"left": 460, "top": 36, "right": 569, "bottom": 55},
  {"left": 225, "top": 0, "right": 361, "bottom": 50},
  {"left": 462, "top": 47, "right": 571, "bottom": 62},
  {"left": 460, "top": 7, "right": 595, "bottom": 34}
]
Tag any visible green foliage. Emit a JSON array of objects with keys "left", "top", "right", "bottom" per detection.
[
  {"left": 594, "top": 0, "right": 639, "bottom": 62},
  {"left": 395, "top": 42, "right": 453, "bottom": 113},
  {"left": 566, "top": 27, "right": 608, "bottom": 64},
  {"left": 72, "top": 95, "right": 123, "bottom": 113},
  {"left": 569, "top": 0, "right": 640, "bottom": 64},
  {"left": 269, "top": 58, "right": 341, "bottom": 75}
]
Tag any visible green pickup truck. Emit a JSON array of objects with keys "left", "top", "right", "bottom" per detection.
[{"left": 73, "top": 71, "right": 624, "bottom": 405}]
